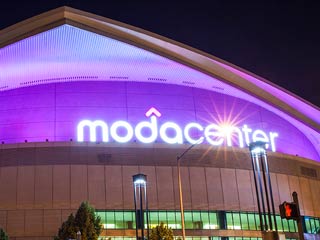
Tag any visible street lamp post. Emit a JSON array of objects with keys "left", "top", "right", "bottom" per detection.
[
  {"left": 249, "top": 141, "right": 278, "bottom": 240},
  {"left": 177, "top": 142, "right": 200, "bottom": 240},
  {"left": 133, "top": 173, "right": 149, "bottom": 240},
  {"left": 177, "top": 155, "right": 186, "bottom": 240},
  {"left": 76, "top": 231, "right": 81, "bottom": 240}
]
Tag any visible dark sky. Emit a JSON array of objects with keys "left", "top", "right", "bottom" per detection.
[{"left": 1, "top": 1, "right": 319, "bottom": 107}]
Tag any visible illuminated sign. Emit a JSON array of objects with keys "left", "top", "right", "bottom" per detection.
[{"left": 77, "top": 108, "right": 279, "bottom": 151}]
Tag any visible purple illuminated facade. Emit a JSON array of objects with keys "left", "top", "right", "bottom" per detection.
[
  {"left": 0, "top": 6, "right": 320, "bottom": 240},
  {"left": 0, "top": 81, "right": 318, "bottom": 160}
]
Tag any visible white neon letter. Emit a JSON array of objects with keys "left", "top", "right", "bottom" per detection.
[
  {"left": 204, "top": 124, "right": 224, "bottom": 146},
  {"left": 269, "top": 132, "right": 278, "bottom": 152},
  {"left": 135, "top": 115, "right": 158, "bottom": 143},
  {"left": 159, "top": 122, "right": 183, "bottom": 144},
  {"left": 184, "top": 123, "right": 204, "bottom": 144},
  {"left": 252, "top": 130, "right": 269, "bottom": 148},
  {"left": 110, "top": 121, "right": 133, "bottom": 143},
  {"left": 77, "top": 120, "right": 109, "bottom": 142},
  {"left": 242, "top": 124, "right": 252, "bottom": 146},
  {"left": 224, "top": 126, "right": 244, "bottom": 148}
]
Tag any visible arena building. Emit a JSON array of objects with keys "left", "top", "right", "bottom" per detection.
[{"left": 0, "top": 6, "right": 320, "bottom": 240}]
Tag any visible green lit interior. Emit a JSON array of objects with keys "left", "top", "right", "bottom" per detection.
[{"left": 96, "top": 210, "right": 320, "bottom": 233}]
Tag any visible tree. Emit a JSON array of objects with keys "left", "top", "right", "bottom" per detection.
[
  {"left": 55, "top": 202, "right": 101, "bottom": 240},
  {"left": 55, "top": 214, "right": 77, "bottom": 240},
  {"left": 74, "top": 202, "right": 102, "bottom": 240},
  {"left": 149, "top": 222, "right": 174, "bottom": 240},
  {"left": 0, "top": 228, "right": 9, "bottom": 240}
]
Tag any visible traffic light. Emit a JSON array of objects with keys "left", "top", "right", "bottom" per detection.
[{"left": 279, "top": 201, "right": 299, "bottom": 220}]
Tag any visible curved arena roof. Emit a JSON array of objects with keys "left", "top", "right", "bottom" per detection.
[{"left": 0, "top": 6, "right": 319, "bottom": 159}]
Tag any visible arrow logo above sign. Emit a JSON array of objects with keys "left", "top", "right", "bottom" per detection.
[{"left": 145, "top": 107, "right": 162, "bottom": 117}]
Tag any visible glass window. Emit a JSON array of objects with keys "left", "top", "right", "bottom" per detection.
[
  {"left": 200, "top": 237, "right": 208, "bottom": 240},
  {"left": 305, "top": 217, "right": 312, "bottom": 233},
  {"left": 114, "top": 237, "right": 124, "bottom": 240},
  {"left": 94, "top": 209, "right": 320, "bottom": 233},
  {"left": 241, "top": 213, "right": 249, "bottom": 230},
  {"left": 124, "top": 237, "right": 135, "bottom": 240},
  {"left": 149, "top": 211, "right": 159, "bottom": 227},
  {"left": 105, "top": 211, "right": 115, "bottom": 229},
  {"left": 97, "top": 211, "right": 106, "bottom": 225},
  {"left": 123, "top": 211, "right": 134, "bottom": 229},
  {"left": 143, "top": 211, "right": 152, "bottom": 230},
  {"left": 210, "top": 237, "right": 220, "bottom": 240},
  {"left": 191, "top": 237, "right": 201, "bottom": 240},
  {"left": 314, "top": 218, "right": 320, "bottom": 233},
  {"left": 282, "top": 218, "right": 289, "bottom": 232},
  {"left": 115, "top": 211, "right": 124, "bottom": 229},
  {"left": 254, "top": 213, "right": 261, "bottom": 231},
  {"left": 310, "top": 218, "right": 316, "bottom": 233},
  {"left": 288, "top": 219, "right": 296, "bottom": 232},
  {"left": 201, "top": 211, "right": 210, "bottom": 229},
  {"left": 275, "top": 215, "right": 283, "bottom": 232},
  {"left": 226, "top": 212, "right": 234, "bottom": 229},
  {"left": 248, "top": 213, "right": 258, "bottom": 230},
  {"left": 209, "top": 212, "right": 218, "bottom": 229},
  {"left": 232, "top": 212, "right": 241, "bottom": 230},
  {"left": 176, "top": 211, "right": 182, "bottom": 228},
  {"left": 159, "top": 211, "right": 167, "bottom": 225},
  {"left": 184, "top": 211, "right": 193, "bottom": 229},
  {"left": 294, "top": 221, "right": 298, "bottom": 233},
  {"left": 167, "top": 211, "right": 178, "bottom": 229},
  {"left": 192, "top": 211, "right": 201, "bottom": 222},
  {"left": 192, "top": 212, "right": 202, "bottom": 229}
]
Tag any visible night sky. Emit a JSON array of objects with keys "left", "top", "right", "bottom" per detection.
[{"left": 1, "top": 1, "right": 319, "bottom": 107}]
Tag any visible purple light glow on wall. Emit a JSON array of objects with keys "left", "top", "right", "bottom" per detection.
[
  {"left": 214, "top": 60, "right": 320, "bottom": 125},
  {"left": 0, "top": 81, "right": 318, "bottom": 161},
  {"left": 0, "top": 24, "right": 319, "bottom": 160},
  {"left": 0, "top": 24, "right": 312, "bottom": 123}
]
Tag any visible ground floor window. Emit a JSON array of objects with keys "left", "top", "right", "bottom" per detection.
[
  {"left": 304, "top": 216, "right": 320, "bottom": 234},
  {"left": 96, "top": 209, "right": 319, "bottom": 234}
]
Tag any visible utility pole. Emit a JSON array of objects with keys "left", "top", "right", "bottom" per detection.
[{"left": 292, "top": 192, "right": 305, "bottom": 240}]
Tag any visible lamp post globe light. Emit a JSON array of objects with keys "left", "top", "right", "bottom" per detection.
[
  {"left": 76, "top": 231, "right": 81, "bottom": 240},
  {"left": 249, "top": 141, "right": 278, "bottom": 240},
  {"left": 133, "top": 174, "right": 150, "bottom": 240}
]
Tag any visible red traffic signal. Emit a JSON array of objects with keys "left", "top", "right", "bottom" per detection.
[{"left": 279, "top": 202, "right": 299, "bottom": 220}]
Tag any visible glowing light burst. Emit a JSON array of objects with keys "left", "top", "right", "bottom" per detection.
[
  {"left": 200, "top": 98, "right": 253, "bottom": 140},
  {"left": 197, "top": 97, "right": 259, "bottom": 160}
]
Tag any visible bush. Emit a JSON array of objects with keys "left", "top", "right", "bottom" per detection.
[{"left": 149, "top": 222, "right": 174, "bottom": 240}]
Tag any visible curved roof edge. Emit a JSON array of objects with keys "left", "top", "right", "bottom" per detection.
[{"left": 1, "top": 6, "right": 319, "bottom": 133}]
